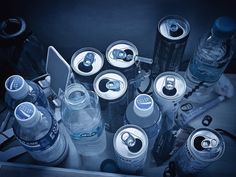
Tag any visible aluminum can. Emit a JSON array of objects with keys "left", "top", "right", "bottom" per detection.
[
  {"left": 113, "top": 124, "right": 148, "bottom": 174},
  {"left": 71, "top": 47, "right": 104, "bottom": 90},
  {"left": 152, "top": 15, "right": 190, "bottom": 77},
  {"left": 93, "top": 69, "right": 128, "bottom": 133},
  {"left": 153, "top": 72, "right": 186, "bottom": 130},
  {"left": 175, "top": 128, "right": 225, "bottom": 175}
]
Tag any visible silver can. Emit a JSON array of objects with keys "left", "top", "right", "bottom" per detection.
[
  {"left": 93, "top": 69, "right": 128, "bottom": 133},
  {"left": 106, "top": 40, "right": 139, "bottom": 102},
  {"left": 176, "top": 128, "right": 225, "bottom": 175},
  {"left": 71, "top": 47, "right": 104, "bottom": 90},
  {"left": 153, "top": 72, "right": 186, "bottom": 130},
  {"left": 152, "top": 15, "right": 190, "bottom": 77},
  {"left": 113, "top": 124, "right": 148, "bottom": 174}
]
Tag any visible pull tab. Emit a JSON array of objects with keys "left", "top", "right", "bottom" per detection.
[
  {"left": 167, "top": 20, "right": 183, "bottom": 37},
  {"left": 201, "top": 138, "right": 218, "bottom": 149},
  {"left": 121, "top": 132, "right": 136, "bottom": 147},
  {"left": 163, "top": 76, "right": 177, "bottom": 96},
  {"left": 83, "top": 52, "right": 95, "bottom": 67},
  {"left": 165, "top": 76, "right": 175, "bottom": 90},
  {"left": 134, "top": 56, "right": 153, "bottom": 64},
  {"left": 106, "top": 80, "right": 120, "bottom": 91},
  {"left": 112, "top": 49, "right": 127, "bottom": 59}
]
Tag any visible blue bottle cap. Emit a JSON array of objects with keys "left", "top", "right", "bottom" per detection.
[
  {"left": 5, "top": 75, "right": 29, "bottom": 99},
  {"left": 14, "top": 102, "right": 40, "bottom": 127},
  {"left": 134, "top": 94, "right": 154, "bottom": 117},
  {"left": 212, "top": 16, "right": 236, "bottom": 39}
]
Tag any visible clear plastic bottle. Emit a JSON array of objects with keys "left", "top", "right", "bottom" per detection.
[
  {"left": 61, "top": 83, "right": 106, "bottom": 156},
  {"left": 5, "top": 75, "right": 49, "bottom": 110},
  {"left": 13, "top": 102, "right": 68, "bottom": 165},
  {"left": 186, "top": 16, "right": 236, "bottom": 89}
]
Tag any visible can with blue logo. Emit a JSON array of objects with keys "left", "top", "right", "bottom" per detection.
[{"left": 125, "top": 94, "right": 162, "bottom": 148}]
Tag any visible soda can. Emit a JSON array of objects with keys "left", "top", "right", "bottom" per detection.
[
  {"left": 93, "top": 69, "right": 128, "bottom": 133},
  {"left": 153, "top": 72, "right": 186, "bottom": 130},
  {"left": 125, "top": 94, "right": 162, "bottom": 148},
  {"left": 152, "top": 15, "right": 190, "bottom": 77},
  {"left": 175, "top": 128, "right": 225, "bottom": 175},
  {"left": 71, "top": 47, "right": 104, "bottom": 90},
  {"left": 106, "top": 40, "right": 139, "bottom": 103},
  {"left": 113, "top": 124, "right": 148, "bottom": 174}
]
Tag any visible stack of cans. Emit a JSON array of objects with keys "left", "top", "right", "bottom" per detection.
[{"left": 106, "top": 40, "right": 140, "bottom": 103}]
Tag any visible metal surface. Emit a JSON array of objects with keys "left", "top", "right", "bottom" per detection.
[
  {"left": 94, "top": 70, "right": 128, "bottom": 132},
  {"left": 71, "top": 47, "right": 104, "bottom": 76},
  {"left": 113, "top": 124, "right": 148, "bottom": 173},
  {"left": 176, "top": 128, "right": 225, "bottom": 174},
  {"left": 106, "top": 40, "right": 138, "bottom": 69},
  {"left": 152, "top": 15, "right": 190, "bottom": 75},
  {"left": 94, "top": 70, "right": 128, "bottom": 101}
]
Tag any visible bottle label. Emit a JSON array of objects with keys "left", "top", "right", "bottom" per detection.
[
  {"left": 71, "top": 120, "right": 104, "bottom": 140},
  {"left": 16, "top": 119, "right": 59, "bottom": 151}
]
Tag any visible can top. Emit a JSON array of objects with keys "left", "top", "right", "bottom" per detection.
[
  {"left": 106, "top": 40, "right": 138, "bottom": 68},
  {"left": 14, "top": 102, "right": 41, "bottom": 128},
  {"left": 93, "top": 70, "right": 128, "bottom": 100},
  {"left": 154, "top": 72, "right": 186, "bottom": 100},
  {"left": 71, "top": 47, "right": 104, "bottom": 76},
  {"left": 188, "top": 128, "right": 225, "bottom": 162},
  {"left": 158, "top": 15, "right": 190, "bottom": 40},
  {"left": 113, "top": 124, "right": 148, "bottom": 159},
  {"left": 5, "top": 75, "right": 29, "bottom": 100}
]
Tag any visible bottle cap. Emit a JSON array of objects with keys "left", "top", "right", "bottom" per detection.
[
  {"left": 14, "top": 102, "right": 40, "bottom": 127},
  {"left": 133, "top": 94, "right": 154, "bottom": 117},
  {"left": 212, "top": 16, "right": 236, "bottom": 39},
  {"left": 5, "top": 75, "right": 29, "bottom": 100}
]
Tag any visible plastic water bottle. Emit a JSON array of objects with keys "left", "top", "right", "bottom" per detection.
[
  {"left": 61, "top": 83, "right": 106, "bottom": 156},
  {"left": 13, "top": 102, "right": 68, "bottom": 165},
  {"left": 125, "top": 94, "right": 162, "bottom": 148},
  {"left": 5, "top": 75, "right": 49, "bottom": 110},
  {"left": 186, "top": 16, "right": 236, "bottom": 89}
]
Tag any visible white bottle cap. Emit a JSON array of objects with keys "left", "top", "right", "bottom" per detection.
[
  {"left": 5, "top": 75, "right": 29, "bottom": 100},
  {"left": 14, "top": 102, "right": 41, "bottom": 128},
  {"left": 133, "top": 94, "right": 154, "bottom": 117}
]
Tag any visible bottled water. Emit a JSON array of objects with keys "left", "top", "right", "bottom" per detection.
[
  {"left": 13, "top": 102, "right": 68, "bottom": 165},
  {"left": 61, "top": 83, "right": 106, "bottom": 156},
  {"left": 5, "top": 75, "right": 49, "bottom": 110},
  {"left": 125, "top": 94, "right": 162, "bottom": 149},
  {"left": 186, "top": 17, "right": 236, "bottom": 88}
]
